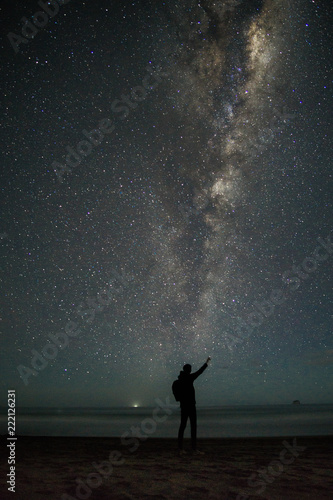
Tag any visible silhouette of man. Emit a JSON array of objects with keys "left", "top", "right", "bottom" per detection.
[{"left": 177, "top": 357, "right": 211, "bottom": 455}]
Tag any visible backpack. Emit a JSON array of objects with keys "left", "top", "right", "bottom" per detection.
[{"left": 172, "top": 379, "right": 183, "bottom": 402}]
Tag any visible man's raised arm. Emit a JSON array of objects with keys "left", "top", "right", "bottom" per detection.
[{"left": 191, "top": 357, "right": 211, "bottom": 380}]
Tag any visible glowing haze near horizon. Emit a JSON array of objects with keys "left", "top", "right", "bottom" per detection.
[{"left": 1, "top": 0, "right": 332, "bottom": 408}]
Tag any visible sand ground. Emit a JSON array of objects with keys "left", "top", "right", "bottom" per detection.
[{"left": 1, "top": 436, "right": 332, "bottom": 499}]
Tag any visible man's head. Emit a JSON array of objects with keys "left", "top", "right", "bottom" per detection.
[{"left": 183, "top": 364, "right": 192, "bottom": 374}]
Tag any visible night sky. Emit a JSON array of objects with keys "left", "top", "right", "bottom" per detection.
[{"left": 1, "top": 0, "right": 332, "bottom": 408}]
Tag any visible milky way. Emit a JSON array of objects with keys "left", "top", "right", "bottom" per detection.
[
  {"left": 135, "top": 0, "right": 301, "bottom": 353},
  {"left": 1, "top": 0, "right": 332, "bottom": 406}
]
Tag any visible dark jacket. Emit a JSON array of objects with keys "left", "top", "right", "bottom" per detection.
[{"left": 178, "top": 363, "right": 208, "bottom": 406}]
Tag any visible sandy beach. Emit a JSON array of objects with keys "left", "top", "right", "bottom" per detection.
[{"left": 1, "top": 435, "right": 332, "bottom": 499}]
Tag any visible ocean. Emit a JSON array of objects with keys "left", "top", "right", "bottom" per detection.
[{"left": 1, "top": 403, "right": 332, "bottom": 438}]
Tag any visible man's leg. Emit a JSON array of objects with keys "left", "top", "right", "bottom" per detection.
[
  {"left": 189, "top": 405, "right": 197, "bottom": 450},
  {"left": 178, "top": 406, "right": 188, "bottom": 450}
]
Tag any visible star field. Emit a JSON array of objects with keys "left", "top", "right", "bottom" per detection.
[{"left": 0, "top": 0, "right": 332, "bottom": 407}]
